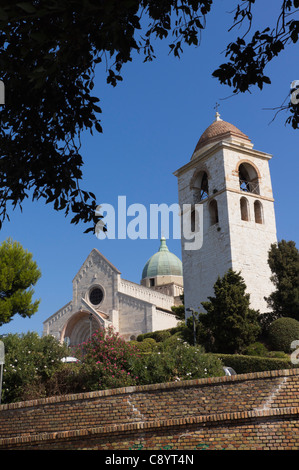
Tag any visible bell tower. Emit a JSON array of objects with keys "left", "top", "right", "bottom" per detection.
[{"left": 174, "top": 113, "right": 277, "bottom": 317}]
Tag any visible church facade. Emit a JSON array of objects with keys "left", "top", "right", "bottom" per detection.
[{"left": 43, "top": 238, "right": 183, "bottom": 346}]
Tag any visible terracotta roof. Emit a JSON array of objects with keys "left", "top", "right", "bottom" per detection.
[{"left": 193, "top": 114, "right": 251, "bottom": 153}]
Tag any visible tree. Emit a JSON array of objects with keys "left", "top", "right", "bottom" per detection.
[
  {"left": 171, "top": 293, "right": 185, "bottom": 320},
  {"left": 212, "top": 1, "right": 299, "bottom": 129},
  {"left": 265, "top": 240, "right": 299, "bottom": 320},
  {"left": 0, "top": 238, "right": 41, "bottom": 326},
  {"left": 199, "top": 269, "right": 261, "bottom": 354},
  {"left": 0, "top": 1, "right": 297, "bottom": 231},
  {"left": 1, "top": 332, "right": 69, "bottom": 403}
]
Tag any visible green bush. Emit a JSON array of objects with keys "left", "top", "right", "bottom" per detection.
[
  {"left": 1, "top": 332, "right": 69, "bottom": 403},
  {"left": 130, "top": 344, "right": 223, "bottom": 385},
  {"left": 137, "top": 329, "right": 171, "bottom": 343},
  {"left": 244, "top": 342, "right": 269, "bottom": 357},
  {"left": 45, "top": 362, "right": 101, "bottom": 396},
  {"left": 131, "top": 338, "right": 157, "bottom": 353},
  {"left": 268, "top": 317, "right": 299, "bottom": 353},
  {"left": 214, "top": 353, "right": 293, "bottom": 374}
]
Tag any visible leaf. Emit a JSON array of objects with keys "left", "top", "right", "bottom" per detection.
[
  {"left": 0, "top": 8, "right": 8, "bottom": 20},
  {"left": 16, "top": 2, "right": 36, "bottom": 14},
  {"left": 95, "top": 121, "right": 102, "bottom": 133}
]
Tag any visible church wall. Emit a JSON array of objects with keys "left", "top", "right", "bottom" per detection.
[
  {"left": 227, "top": 191, "right": 277, "bottom": 312},
  {"left": 152, "top": 309, "right": 178, "bottom": 332},
  {"left": 117, "top": 293, "right": 154, "bottom": 340},
  {"left": 42, "top": 301, "right": 73, "bottom": 341},
  {"left": 119, "top": 279, "right": 175, "bottom": 311}
]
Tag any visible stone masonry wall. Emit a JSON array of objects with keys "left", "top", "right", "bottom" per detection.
[{"left": 0, "top": 369, "right": 299, "bottom": 450}]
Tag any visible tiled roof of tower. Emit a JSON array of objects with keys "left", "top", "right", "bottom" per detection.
[{"left": 193, "top": 113, "right": 251, "bottom": 153}]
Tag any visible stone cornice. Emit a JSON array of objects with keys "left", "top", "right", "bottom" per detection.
[{"left": 174, "top": 140, "right": 272, "bottom": 178}]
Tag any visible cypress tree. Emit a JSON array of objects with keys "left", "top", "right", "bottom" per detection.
[
  {"left": 200, "top": 269, "right": 261, "bottom": 354},
  {"left": 266, "top": 240, "right": 299, "bottom": 321}
]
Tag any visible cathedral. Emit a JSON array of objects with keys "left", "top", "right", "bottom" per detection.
[
  {"left": 43, "top": 237, "right": 183, "bottom": 345},
  {"left": 43, "top": 112, "right": 277, "bottom": 344}
]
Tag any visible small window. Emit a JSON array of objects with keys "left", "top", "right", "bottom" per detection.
[
  {"left": 240, "top": 197, "right": 250, "bottom": 221},
  {"left": 191, "top": 208, "right": 200, "bottom": 233},
  {"left": 209, "top": 199, "right": 219, "bottom": 225},
  {"left": 89, "top": 287, "right": 104, "bottom": 306},
  {"left": 254, "top": 200, "right": 263, "bottom": 224},
  {"left": 149, "top": 278, "right": 155, "bottom": 287}
]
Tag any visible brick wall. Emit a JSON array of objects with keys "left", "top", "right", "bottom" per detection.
[{"left": 0, "top": 368, "right": 299, "bottom": 450}]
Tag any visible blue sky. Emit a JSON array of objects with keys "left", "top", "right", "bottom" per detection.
[{"left": 0, "top": 1, "right": 298, "bottom": 336}]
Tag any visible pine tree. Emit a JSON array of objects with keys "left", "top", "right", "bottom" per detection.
[
  {"left": 0, "top": 238, "right": 41, "bottom": 326},
  {"left": 200, "top": 269, "right": 261, "bottom": 354},
  {"left": 266, "top": 240, "right": 299, "bottom": 321}
]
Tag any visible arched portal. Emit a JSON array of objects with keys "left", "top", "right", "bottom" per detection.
[{"left": 61, "top": 310, "right": 104, "bottom": 347}]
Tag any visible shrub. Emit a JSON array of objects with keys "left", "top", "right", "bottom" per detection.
[
  {"left": 73, "top": 326, "right": 140, "bottom": 390},
  {"left": 130, "top": 344, "right": 223, "bottom": 385},
  {"left": 244, "top": 342, "right": 269, "bottom": 357},
  {"left": 131, "top": 338, "right": 157, "bottom": 353},
  {"left": 1, "top": 332, "right": 69, "bottom": 403},
  {"left": 214, "top": 353, "right": 293, "bottom": 374},
  {"left": 268, "top": 317, "right": 299, "bottom": 353},
  {"left": 137, "top": 329, "right": 171, "bottom": 343}
]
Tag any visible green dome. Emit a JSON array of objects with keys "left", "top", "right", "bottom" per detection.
[{"left": 142, "top": 237, "right": 183, "bottom": 279}]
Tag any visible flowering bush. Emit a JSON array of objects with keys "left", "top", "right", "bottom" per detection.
[
  {"left": 1, "top": 332, "right": 69, "bottom": 403},
  {"left": 73, "top": 326, "right": 140, "bottom": 390}
]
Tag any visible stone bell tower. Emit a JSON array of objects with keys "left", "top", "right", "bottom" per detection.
[{"left": 174, "top": 112, "right": 277, "bottom": 317}]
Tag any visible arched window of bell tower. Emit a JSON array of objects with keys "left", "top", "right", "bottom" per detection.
[
  {"left": 209, "top": 199, "right": 219, "bottom": 225},
  {"left": 254, "top": 200, "right": 264, "bottom": 224},
  {"left": 238, "top": 162, "right": 260, "bottom": 195},
  {"left": 191, "top": 170, "right": 209, "bottom": 203},
  {"left": 240, "top": 197, "right": 250, "bottom": 221}
]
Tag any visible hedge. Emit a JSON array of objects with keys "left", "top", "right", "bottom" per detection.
[{"left": 213, "top": 353, "right": 295, "bottom": 374}]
